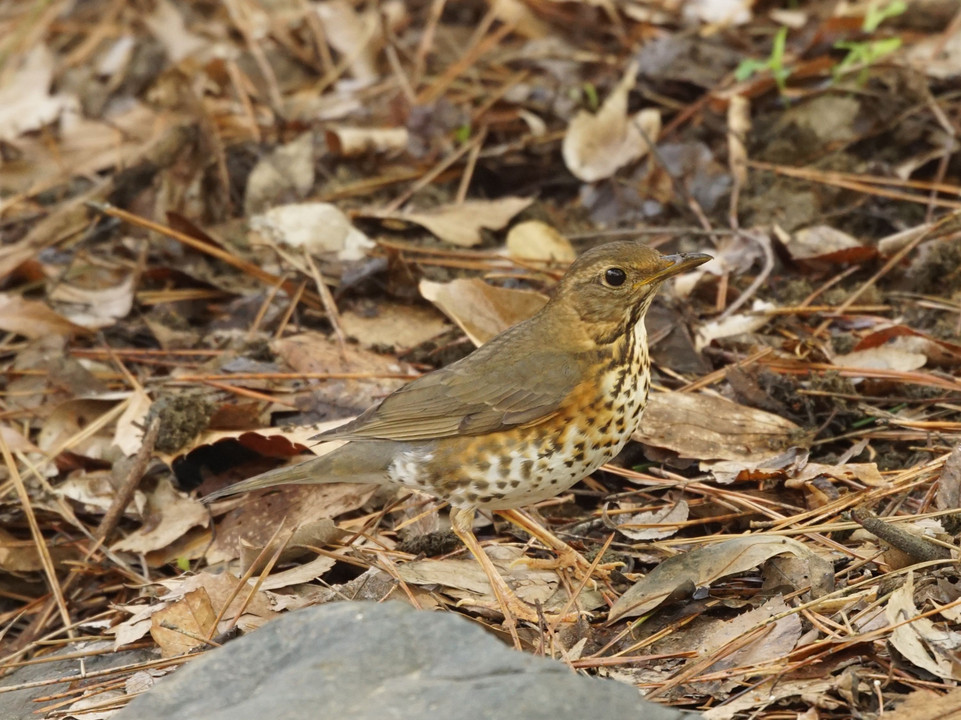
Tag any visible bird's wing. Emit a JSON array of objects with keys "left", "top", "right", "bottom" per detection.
[{"left": 314, "top": 340, "right": 585, "bottom": 442}]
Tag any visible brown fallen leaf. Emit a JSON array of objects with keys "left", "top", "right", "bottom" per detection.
[
  {"left": 637, "top": 392, "right": 804, "bottom": 463},
  {"left": 611, "top": 499, "right": 689, "bottom": 541},
  {"left": 562, "top": 62, "right": 660, "bottom": 182},
  {"left": 111, "top": 478, "right": 209, "bottom": 557},
  {"left": 369, "top": 197, "right": 533, "bottom": 247},
  {"left": 887, "top": 571, "right": 961, "bottom": 681},
  {"left": 150, "top": 586, "right": 216, "bottom": 658},
  {"left": 887, "top": 687, "right": 961, "bottom": 720},
  {"left": 505, "top": 221, "right": 576, "bottom": 263},
  {"left": 420, "top": 278, "right": 548, "bottom": 346},
  {"left": 608, "top": 535, "right": 822, "bottom": 622},
  {"left": 340, "top": 302, "right": 450, "bottom": 350},
  {"left": 0, "top": 294, "right": 89, "bottom": 339},
  {"left": 783, "top": 224, "right": 876, "bottom": 266}
]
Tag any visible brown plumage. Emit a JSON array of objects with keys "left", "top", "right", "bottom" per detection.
[{"left": 205, "top": 241, "right": 711, "bottom": 631}]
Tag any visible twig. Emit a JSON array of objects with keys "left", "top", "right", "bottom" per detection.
[{"left": 94, "top": 417, "right": 161, "bottom": 543}]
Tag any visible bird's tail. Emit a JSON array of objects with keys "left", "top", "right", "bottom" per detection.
[{"left": 202, "top": 440, "right": 395, "bottom": 503}]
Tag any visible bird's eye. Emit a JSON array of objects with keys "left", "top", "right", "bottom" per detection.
[{"left": 604, "top": 267, "right": 627, "bottom": 287}]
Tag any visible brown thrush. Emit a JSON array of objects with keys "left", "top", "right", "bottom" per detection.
[{"left": 205, "top": 242, "right": 710, "bottom": 629}]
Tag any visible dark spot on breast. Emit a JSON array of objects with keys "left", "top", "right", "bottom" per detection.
[
  {"left": 564, "top": 459, "right": 575, "bottom": 468},
  {"left": 476, "top": 460, "right": 491, "bottom": 472},
  {"left": 520, "top": 459, "right": 533, "bottom": 479},
  {"left": 510, "top": 479, "right": 521, "bottom": 488}
]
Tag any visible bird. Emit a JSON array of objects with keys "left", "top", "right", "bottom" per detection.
[{"left": 204, "top": 241, "right": 711, "bottom": 633}]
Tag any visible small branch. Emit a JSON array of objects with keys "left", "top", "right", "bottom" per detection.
[{"left": 95, "top": 418, "right": 161, "bottom": 543}]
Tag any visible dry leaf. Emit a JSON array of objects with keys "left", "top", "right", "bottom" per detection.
[
  {"left": 887, "top": 688, "right": 961, "bottom": 720},
  {"left": 0, "top": 46, "right": 77, "bottom": 140},
  {"left": 637, "top": 392, "right": 803, "bottom": 462},
  {"left": 111, "top": 478, "right": 209, "bottom": 556},
  {"left": 257, "top": 555, "right": 337, "bottom": 590},
  {"left": 150, "top": 587, "right": 216, "bottom": 658},
  {"left": 49, "top": 274, "right": 135, "bottom": 329},
  {"left": 785, "top": 225, "right": 875, "bottom": 265},
  {"left": 833, "top": 346, "right": 927, "bottom": 373},
  {"left": 143, "top": 0, "right": 206, "bottom": 62},
  {"left": 244, "top": 133, "right": 315, "bottom": 215},
  {"left": 695, "top": 299, "right": 775, "bottom": 351},
  {"left": 609, "top": 536, "right": 819, "bottom": 622},
  {"left": 613, "top": 500, "right": 688, "bottom": 541},
  {"left": 937, "top": 444, "right": 961, "bottom": 511},
  {"left": 374, "top": 197, "right": 533, "bottom": 247},
  {"left": 0, "top": 294, "right": 89, "bottom": 339},
  {"left": 420, "top": 278, "right": 547, "bottom": 346},
  {"left": 682, "top": 0, "right": 754, "bottom": 25},
  {"left": 251, "top": 202, "right": 374, "bottom": 262},
  {"left": 563, "top": 62, "right": 660, "bottom": 182},
  {"left": 325, "top": 126, "right": 408, "bottom": 156},
  {"left": 340, "top": 303, "right": 450, "bottom": 350},
  {"left": 505, "top": 221, "right": 576, "bottom": 262},
  {"left": 887, "top": 572, "right": 961, "bottom": 681}
]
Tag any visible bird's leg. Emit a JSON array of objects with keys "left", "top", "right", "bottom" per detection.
[
  {"left": 449, "top": 507, "right": 541, "bottom": 644},
  {"left": 497, "top": 508, "right": 621, "bottom": 582}
]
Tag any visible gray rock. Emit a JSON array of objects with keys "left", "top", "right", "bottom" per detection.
[
  {"left": 0, "top": 643, "right": 155, "bottom": 720},
  {"left": 117, "top": 602, "right": 699, "bottom": 720}
]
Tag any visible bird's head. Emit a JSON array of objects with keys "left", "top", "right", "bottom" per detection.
[{"left": 552, "top": 241, "right": 712, "bottom": 343}]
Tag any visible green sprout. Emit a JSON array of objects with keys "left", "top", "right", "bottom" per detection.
[
  {"left": 833, "top": 0, "right": 906, "bottom": 82},
  {"left": 735, "top": 26, "right": 791, "bottom": 94}
]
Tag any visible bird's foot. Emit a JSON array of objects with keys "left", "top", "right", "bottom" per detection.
[
  {"left": 455, "top": 594, "right": 581, "bottom": 625},
  {"left": 513, "top": 547, "right": 623, "bottom": 586}
]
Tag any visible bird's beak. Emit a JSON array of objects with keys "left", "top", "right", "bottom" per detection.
[{"left": 639, "top": 252, "right": 713, "bottom": 286}]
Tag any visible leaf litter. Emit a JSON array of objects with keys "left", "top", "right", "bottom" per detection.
[{"left": 1, "top": 1, "right": 960, "bottom": 718}]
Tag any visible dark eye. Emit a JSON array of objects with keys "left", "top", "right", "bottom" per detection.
[{"left": 604, "top": 267, "right": 627, "bottom": 287}]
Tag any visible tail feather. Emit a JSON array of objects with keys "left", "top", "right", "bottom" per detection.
[{"left": 202, "top": 440, "right": 397, "bottom": 503}]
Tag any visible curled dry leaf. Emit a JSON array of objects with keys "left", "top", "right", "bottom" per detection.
[
  {"left": 251, "top": 202, "right": 375, "bottom": 262},
  {"left": 608, "top": 535, "right": 822, "bottom": 622},
  {"left": 637, "top": 392, "right": 803, "bottom": 463},
  {"left": 505, "top": 221, "right": 576, "bottom": 263},
  {"left": 887, "top": 572, "right": 961, "bottom": 681},
  {"left": 420, "top": 278, "right": 548, "bottom": 346},
  {"left": 562, "top": 62, "right": 661, "bottom": 182},
  {"left": 325, "top": 126, "right": 408, "bottom": 156},
  {"left": 371, "top": 197, "right": 533, "bottom": 248}
]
